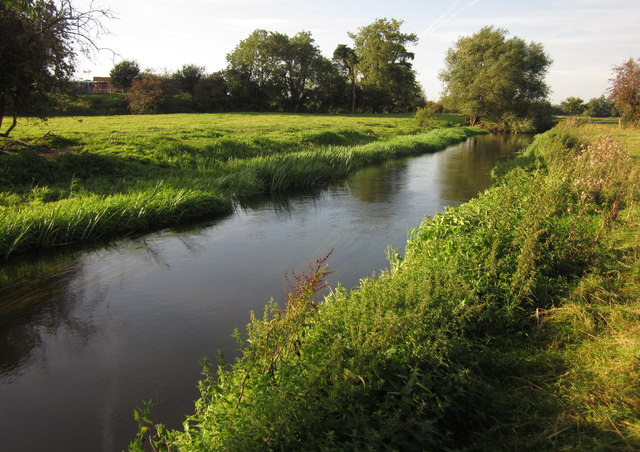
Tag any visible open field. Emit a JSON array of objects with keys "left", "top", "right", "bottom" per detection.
[
  {"left": 132, "top": 120, "right": 639, "bottom": 450},
  {"left": 0, "top": 113, "right": 471, "bottom": 257}
]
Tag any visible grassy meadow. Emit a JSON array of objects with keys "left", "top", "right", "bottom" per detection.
[
  {"left": 0, "top": 112, "right": 472, "bottom": 257},
  {"left": 130, "top": 120, "right": 639, "bottom": 450}
]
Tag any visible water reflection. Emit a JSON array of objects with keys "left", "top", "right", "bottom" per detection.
[
  {"left": 346, "top": 161, "right": 409, "bottom": 203},
  {"left": 437, "top": 134, "right": 532, "bottom": 203},
  {"left": 0, "top": 133, "right": 532, "bottom": 451}
]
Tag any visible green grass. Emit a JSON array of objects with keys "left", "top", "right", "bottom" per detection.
[
  {"left": 0, "top": 113, "right": 481, "bottom": 257},
  {"left": 129, "top": 121, "right": 640, "bottom": 451},
  {"left": 52, "top": 93, "right": 130, "bottom": 116}
]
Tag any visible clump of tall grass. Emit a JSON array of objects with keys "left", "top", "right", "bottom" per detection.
[
  {"left": 129, "top": 125, "right": 639, "bottom": 450},
  {"left": 0, "top": 180, "right": 231, "bottom": 257}
]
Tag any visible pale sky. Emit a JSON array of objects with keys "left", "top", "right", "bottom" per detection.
[{"left": 74, "top": 0, "right": 640, "bottom": 104}]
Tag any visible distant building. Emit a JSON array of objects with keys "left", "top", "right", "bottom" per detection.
[{"left": 72, "top": 77, "right": 124, "bottom": 94}]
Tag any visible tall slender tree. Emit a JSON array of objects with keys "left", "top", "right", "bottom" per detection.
[{"left": 332, "top": 44, "right": 358, "bottom": 113}]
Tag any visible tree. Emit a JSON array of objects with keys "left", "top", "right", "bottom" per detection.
[
  {"left": 127, "top": 73, "right": 176, "bottom": 114},
  {"left": 440, "top": 26, "right": 551, "bottom": 131},
  {"left": 306, "top": 58, "right": 347, "bottom": 113},
  {"left": 560, "top": 97, "right": 586, "bottom": 115},
  {"left": 609, "top": 58, "right": 640, "bottom": 123},
  {"left": 173, "top": 64, "right": 206, "bottom": 95},
  {"left": 584, "top": 95, "right": 617, "bottom": 117},
  {"left": 0, "top": 0, "right": 111, "bottom": 136},
  {"left": 193, "top": 72, "right": 228, "bottom": 112},
  {"left": 349, "top": 18, "right": 423, "bottom": 112},
  {"left": 226, "top": 29, "right": 331, "bottom": 112},
  {"left": 332, "top": 44, "right": 358, "bottom": 113},
  {"left": 109, "top": 59, "right": 140, "bottom": 91}
]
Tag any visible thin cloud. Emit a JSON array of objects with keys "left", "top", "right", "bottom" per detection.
[
  {"left": 425, "top": 0, "right": 464, "bottom": 33},
  {"left": 425, "top": 0, "right": 481, "bottom": 34}
]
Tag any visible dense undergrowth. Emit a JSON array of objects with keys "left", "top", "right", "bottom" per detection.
[
  {"left": 130, "top": 122, "right": 639, "bottom": 450},
  {"left": 0, "top": 113, "right": 476, "bottom": 257}
]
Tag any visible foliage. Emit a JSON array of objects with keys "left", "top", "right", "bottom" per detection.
[
  {"left": 127, "top": 74, "right": 177, "bottom": 114},
  {"left": 332, "top": 44, "right": 358, "bottom": 113},
  {"left": 0, "top": 0, "right": 111, "bottom": 136},
  {"left": 349, "top": 18, "right": 424, "bottom": 112},
  {"left": 440, "top": 26, "right": 552, "bottom": 132},
  {"left": 128, "top": 122, "right": 639, "bottom": 450},
  {"left": 172, "top": 64, "right": 206, "bottom": 95},
  {"left": 609, "top": 57, "right": 640, "bottom": 124},
  {"left": 415, "top": 106, "right": 434, "bottom": 128},
  {"left": 225, "top": 30, "right": 334, "bottom": 112},
  {"left": 109, "top": 59, "right": 140, "bottom": 90},
  {"left": 560, "top": 96, "right": 586, "bottom": 115},
  {"left": 583, "top": 95, "right": 617, "bottom": 117},
  {"left": 192, "top": 73, "right": 228, "bottom": 112},
  {"left": 54, "top": 93, "right": 129, "bottom": 116}
]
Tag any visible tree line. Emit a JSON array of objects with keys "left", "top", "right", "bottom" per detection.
[
  {"left": 110, "top": 18, "right": 425, "bottom": 115},
  {"left": 2, "top": 1, "right": 640, "bottom": 136}
]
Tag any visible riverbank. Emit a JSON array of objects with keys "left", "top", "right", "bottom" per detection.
[
  {"left": 0, "top": 113, "right": 477, "bottom": 258},
  {"left": 132, "top": 121, "right": 639, "bottom": 450}
]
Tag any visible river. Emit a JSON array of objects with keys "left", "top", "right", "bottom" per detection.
[{"left": 0, "top": 133, "right": 532, "bottom": 451}]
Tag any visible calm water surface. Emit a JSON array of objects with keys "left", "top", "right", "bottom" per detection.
[{"left": 0, "top": 134, "right": 532, "bottom": 451}]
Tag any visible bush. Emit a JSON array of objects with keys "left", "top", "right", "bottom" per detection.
[
  {"left": 127, "top": 74, "right": 177, "bottom": 114},
  {"left": 415, "top": 106, "right": 435, "bottom": 128}
]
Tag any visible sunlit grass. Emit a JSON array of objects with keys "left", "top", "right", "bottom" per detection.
[{"left": 0, "top": 113, "right": 481, "bottom": 257}]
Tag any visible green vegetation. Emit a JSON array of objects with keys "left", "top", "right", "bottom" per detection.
[
  {"left": 440, "top": 26, "right": 553, "bottom": 132},
  {"left": 0, "top": 0, "right": 111, "bottom": 136},
  {"left": 130, "top": 121, "right": 639, "bottom": 450},
  {"left": 610, "top": 58, "right": 640, "bottom": 125},
  {"left": 54, "top": 94, "right": 129, "bottom": 116},
  {"left": 0, "top": 113, "right": 480, "bottom": 257}
]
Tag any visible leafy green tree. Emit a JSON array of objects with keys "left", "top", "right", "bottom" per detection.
[
  {"left": 225, "top": 29, "right": 272, "bottom": 110},
  {"left": 609, "top": 57, "right": 640, "bottom": 123},
  {"left": 226, "top": 29, "right": 331, "bottom": 112},
  {"left": 306, "top": 58, "right": 347, "bottom": 113},
  {"left": 560, "top": 97, "right": 586, "bottom": 115},
  {"left": 440, "top": 26, "right": 551, "bottom": 131},
  {"left": 0, "top": 0, "right": 110, "bottom": 136},
  {"left": 332, "top": 44, "right": 358, "bottom": 113},
  {"left": 109, "top": 59, "right": 140, "bottom": 91},
  {"left": 173, "top": 64, "right": 206, "bottom": 95},
  {"left": 584, "top": 95, "right": 617, "bottom": 117},
  {"left": 349, "top": 18, "right": 422, "bottom": 112}
]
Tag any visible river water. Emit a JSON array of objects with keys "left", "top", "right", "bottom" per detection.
[{"left": 0, "top": 133, "right": 532, "bottom": 451}]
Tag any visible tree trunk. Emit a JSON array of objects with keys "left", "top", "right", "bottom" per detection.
[
  {"left": 350, "top": 76, "right": 357, "bottom": 114},
  {"left": 0, "top": 114, "right": 17, "bottom": 138}
]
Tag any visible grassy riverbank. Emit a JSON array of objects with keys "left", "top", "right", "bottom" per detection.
[
  {"left": 0, "top": 113, "right": 474, "bottom": 257},
  {"left": 131, "top": 121, "right": 639, "bottom": 450}
]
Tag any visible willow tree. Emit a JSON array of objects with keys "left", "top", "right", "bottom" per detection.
[
  {"left": 0, "top": 0, "right": 111, "bottom": 136},
  {"left": 440, "top": 26, "right": 552, "bottom": 131}
]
